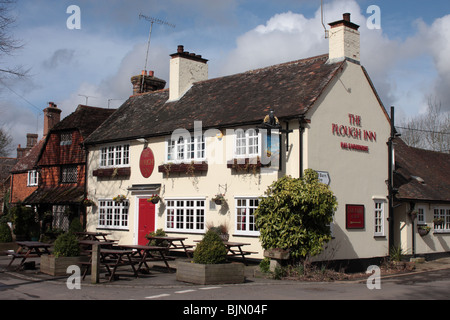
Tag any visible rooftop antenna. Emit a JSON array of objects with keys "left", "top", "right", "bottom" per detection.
[
  {"left": 78, "top": 94, "right": 97, "bottom": 105},
  {"left": 321, "top": 0, "right": 329, "bottom": 38},
  {"left": 139, "top": 14, "right": 175, "bottom": 92}
]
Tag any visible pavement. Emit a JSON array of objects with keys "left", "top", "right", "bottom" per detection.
[{"left": 1, "top": 253, "right": 450, "bottom": 289}]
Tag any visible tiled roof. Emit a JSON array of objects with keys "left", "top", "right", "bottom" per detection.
[
  {"left": 85, "top": 54, "right": 345, "bottom": 145},
  {"left": 51, "top": 105, "right": 116, "bottom": 139},
  {"left": 24, "top": 186, "right": 85, "bottom": 205},
  {"left": 10, "top": 139, "right": 45, "bottom": 173},
  {"left": 394, "top": 138, "right": 450, "bottom": 202}
]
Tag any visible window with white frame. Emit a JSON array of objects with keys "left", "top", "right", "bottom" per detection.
[
  {"left": 165, "top": 199, "right": 205, "bottom": 232},
  {"left": 234, "top": 129, "right": 260, "bottom": 158},
  {"left": 27, "top": 170, "right": 39, "bottom": 187},
  {"left": 98, "top": 200, "right": 129, "bottom": 229},
  {"left": 433, "top": 207, "right": 450, "bottom": 232},
  {"left": 100, "top": 144, "right": 130, "bottom": 167},
  {"left": 417, "top": 206, "right": 426, "bottom": 225},
  {"left": 235, "top": 197, "right": 260, "bottom": 236},
  {"left": 374, "top": 200, "right": 385, "bottom": 237},
  {"left": 166, "top": 135, "right": 205, "bottom": 162}
]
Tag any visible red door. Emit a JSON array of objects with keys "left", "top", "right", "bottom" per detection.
[{"left": 138, "top": 198, "right": 155, "bottom": 245}]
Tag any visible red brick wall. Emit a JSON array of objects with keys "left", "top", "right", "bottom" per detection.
[
  {"left": 10, "top": 172, "right": 38, "bottom": 204},
  {"left": 39, "top": 130, "right": 86, "bottom": 166},
  {"left": 38, "top": 130, "right": 86, "bottom": 189}
]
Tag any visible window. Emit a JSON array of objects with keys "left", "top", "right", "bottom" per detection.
[
  {"left": 27, "top": 170, "right": 39, "bottom": 186},
  {"left": 61, "top": 166, "right": 78, "bottom": 183},
  {"left": 434, "top": 207, "right": 450, "bottom": 232},
  {"left": 167, "top": 135, "right": 205, "bottom": 162},
  {"left": 417, "top": 207, "right": 426, "bottom": 225},
  {"left": 235, "top": 197, "right": 259, "bottom": 236},
  {"left": 100, "top": 144, "right": 130, "bottom": 167},
  {"left": 60, "top": 132, "right": 72, "bottom": 146},
  {"left": 374, "top": 200, "right": 385, "bottom": 237},
  {"left": 98, "top": 200, "right": 129, "bottom": 229},
  {"left": 165, "top": 199, "right": 205, "bottom": 232},
  {"left": 234, "top": 129, "right": 260, "bottom": 158}
]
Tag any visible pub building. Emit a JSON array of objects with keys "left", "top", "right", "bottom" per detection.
[{"left": 83, "top": 13, "right": 449, "bottom": 267}]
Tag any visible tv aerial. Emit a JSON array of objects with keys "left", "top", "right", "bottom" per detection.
[{"left": 139, "top": 14, "right": 176, "bottom": 92}]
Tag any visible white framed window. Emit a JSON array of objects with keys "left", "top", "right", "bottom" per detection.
[
  {"left": 374, "top": 200, "right": 385, "bottom": 237},
  {"left": 417, "top": 206, "right": 426, "bottom": 225},
  {"left": 433, "top": 207, "right": 450, "bottom": 232},
  {"left": 61, "top": 166, "right": 78, "bottom": 183},
  {"left": 234, "top": 129, "right": 260, "bottom": 158},
  {"left": 235, "top": 197, "right": 260, "bottom": 236},
  {"left": 27, "top": 170, "right": 39, "bottom": 187},
  {"left": 100, "top": 144, "right": 130, "bottom": 168},
  {"left": 60, "top": 132, "right": 72, "bottom": 146},
  {"left": 165, "top": 199, "right": 205, "bottom": 233},
  {"left": 166, "top": 135, "right": 205, "bottom": 163},
  {"left": 98, "top": 200, "right": 129, "bottom": 229}
]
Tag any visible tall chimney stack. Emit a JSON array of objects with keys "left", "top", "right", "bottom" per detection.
[
  {"left": 43, "top": 102, "right": 61, "bottom": 137},
  {"left": 328, "top": 13, "right": 360, "bottom": 63},
  {"left": 169, "top": 45, "right": 208, "bottom": 101}
]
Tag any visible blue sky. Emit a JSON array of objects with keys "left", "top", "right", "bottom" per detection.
[{"left": 1, "top": 0, "right": 450, "bottom": 156}]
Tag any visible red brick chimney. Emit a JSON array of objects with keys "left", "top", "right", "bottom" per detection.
[
  {"left": 131, "top": 70, "right": 166, "bottom": 95},
  {"left": 43, "top": 102, "right": 61, "bottom": 137}
]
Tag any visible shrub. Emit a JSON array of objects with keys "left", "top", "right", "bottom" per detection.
[
  {"left": 0, "top": 222, "right": 12, "bottom": 243},
  {"left": 53, "top": 232, "right": 80, "bottom": 257},
  {"left": 68, "top": 218, "right": 83, "bottom": 234},
  {"left": 193, "top": 230, "right": 227, "bottom": 264},
  {"left": 255, "top": 169, "right": 338, "bottom": 262},
  {"left": 146, "top": 228, "right": 168, "bottom": 247}
]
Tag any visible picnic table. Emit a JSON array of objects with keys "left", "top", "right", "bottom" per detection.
[
  {"left": 146, "top": 236, "right": 194, "bottom": 258},
  {"left": 223, "top": 241, "right": 256, "bottom": 266},
  {"left": 120, "top": 244, "right": 174, "bottom": 272},
  {"left": 6, "top": 241, "right": 52, "bottom": 270},
  {"left": 83, "top": 248, "right": 138, "bottom": 282},
  {"left": 75, "top": 231, "right": 112, "bottom": 242}
]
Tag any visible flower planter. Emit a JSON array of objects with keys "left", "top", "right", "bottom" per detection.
[
  {"left": 263, "top": 248, "right": 290, "bottom": 260},
  {"left": 176, "top": 261, "right": 245, "bottom": 285},
  {"left": 40, "top": 255, "right": 89, "bottom": 276},
  {"left": 418, "top": 228, "right": 430, "bottom": 237}
]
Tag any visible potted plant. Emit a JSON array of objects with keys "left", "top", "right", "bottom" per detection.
[
  {"left": 40, "top": 232, "right": 87, "bottom": 276},
  {"left": 418, "top": 225, "right": 431, "bottom": 236},
  {"left": 176, "top": 230, "right": 245, "bottom": 285},
  {"left": 212, "top": 194, "right": 225, "bottom": 205},
  {"left": 433, "top": 217, "right": 445, "bottom": 226},
  {"left": 147, "top": 194, "right": 161, "bottom": 204},
  {"left": 113, "top": 194, "right": 127, "bottom": 204},
  {"left": 83, "top": 198, "right": 94, "bottom": 207},
  {"left": 207, "top": 223, "right": 229, "bottom": 241}
]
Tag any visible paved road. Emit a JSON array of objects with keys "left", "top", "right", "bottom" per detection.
[{"left": 1, "top": 266, "right": 450, "bottom": 301}]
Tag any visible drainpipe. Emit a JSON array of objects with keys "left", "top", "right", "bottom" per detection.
[
  {"left": 299, "top": 117, "right": 305, "bottom": 178},
  {"left": 409, "top": 202, "right": 416, "bottom": 258},
  {"left": 387, "top": 107, "right": 395, "bottom": 256}
]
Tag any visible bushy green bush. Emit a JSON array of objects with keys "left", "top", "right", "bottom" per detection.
[
  {"left": 0, "top": 222, "right": 12, "bottom": 243},
  {"left": 255, "top": 169, "right": 338, "bottom": 262},
  {"left": 53, "top": 232, "right": 80, "bottom": 257},
  {"left": 68, "top": 218, "right": 83, "bottom": 234},
  {"left": 193, "top": 230, "right": 227, "bottom": 264}
]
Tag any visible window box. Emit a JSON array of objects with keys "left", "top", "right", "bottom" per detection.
[
  {"left": 93, "top": 167, "right": 131, "bottom": 178},
  {"left": 158, "top": 162, "right": 208, "bottom": 175},
  {"left": 227, "top": 158, "right": 262, "bottom": 173}
]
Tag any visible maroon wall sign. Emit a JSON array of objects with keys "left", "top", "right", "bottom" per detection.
[
  {"left": 346, "top": 204, "right": 365, "bottom": 229},
  {"left": 139, "top": 147, "right": 155, "bottom": 178}
]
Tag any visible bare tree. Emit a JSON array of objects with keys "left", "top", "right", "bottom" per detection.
[
  {"left": 398, "top": 97, "right": 450, "bottom": 153},
  {"left": 0, "top": 126, "right": 12, "bottom": 157},
  {"left": 0, "top": 0, "right": 27, "bottom": 78}
]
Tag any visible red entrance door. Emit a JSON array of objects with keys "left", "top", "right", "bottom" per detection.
[{"left": 138, "top": 198, "right": 155, "bottom": 245}]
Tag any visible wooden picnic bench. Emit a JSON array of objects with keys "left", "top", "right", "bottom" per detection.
[{"left": 6, "top": 241, "right": 52, "bottom": 270}]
